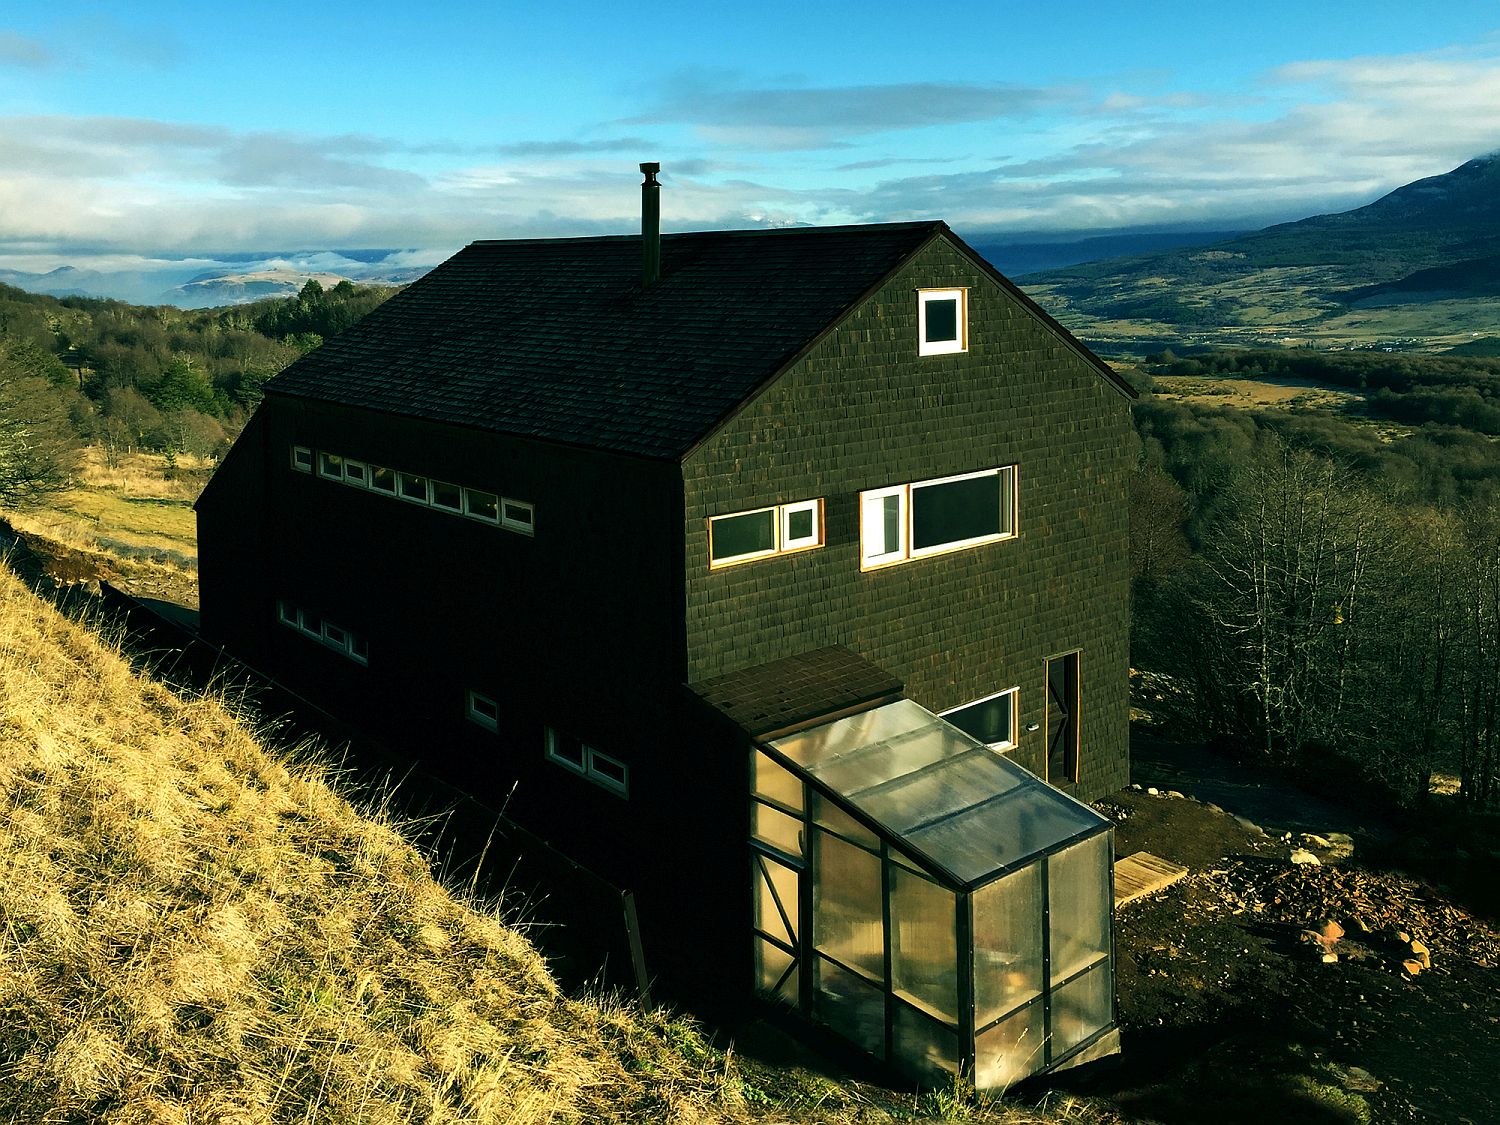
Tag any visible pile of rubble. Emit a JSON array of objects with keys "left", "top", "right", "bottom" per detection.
[{"left": 1212, "top": 858, "right": 1500, "bottom": 972}]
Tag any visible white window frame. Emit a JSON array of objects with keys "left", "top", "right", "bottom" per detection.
[
  {"left": 397, "top": 472, "right": 431, "bottom": 505},
  {"left": 276, "top": 599, "right": 367, "bottom": 666},
  {"left": 369, "top": 464, "right": 397, "bottom": 494},
  {"left": 545, "top": 728, "right": 629, "bottom": 798},
  {"left": 431, "top": 478, "right": 464, "bottom": 512},
  {"left": 859, "top": 485, "right": 908, "bottom": 569},
  {"left": 918, "top": 288, "right": 967, "bottom": 356},
  {"left": 500, "top": 498, "right": 535, "bottom": 536},
  {"left": 291, "top": 446, "right": 313, "bottom": 473},
  {"left": 342, "top": 459, "right": 369, "bottom": 488},
  {"left": 941, "top": 686, "right": 1019, "bottom": 751},
  {"left": 780, "top": 498, "right": 823, "bottom": 552},
  {"left": 467, "top": 690, "right": 499, "bottom": 732},
  {"left": 464, "top": 488, "right": 500, "bottom": 524},
  {"left": 318, "top": 452, "right": 344, "bottom": 481},
  {"left": 861, "top": 466, "right": 1016, "bottom": 570},
  {"left": 709, "top": 498, "right": 824, "bottom": 569}
]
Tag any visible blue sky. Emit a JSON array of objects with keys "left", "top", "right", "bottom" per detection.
[{"left": 1, "top": 1, "right": 1499, "bottom": 269}]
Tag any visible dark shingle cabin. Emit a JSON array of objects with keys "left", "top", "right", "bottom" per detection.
[{"left": 197, "top": 177, "right": 1135, "bottom": 1088}]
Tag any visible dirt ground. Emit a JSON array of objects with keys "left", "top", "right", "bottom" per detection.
[{"left": 1046, "top": 734, "right": 1500, "bottom": 1124}]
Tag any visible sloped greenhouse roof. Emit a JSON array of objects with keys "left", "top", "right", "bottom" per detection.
[{"left": 766, "top": 698, "right": 1108, "bottom": 888}]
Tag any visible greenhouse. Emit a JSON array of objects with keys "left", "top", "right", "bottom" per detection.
[{"left": 751, "top": 698, "right": 1116, "bottom": 1088}]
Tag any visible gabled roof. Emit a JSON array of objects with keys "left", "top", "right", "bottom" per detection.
[
  {"left": 267, "top": 222, "right": 942, "bottom": 459},
  {"left": 267, "top": 220, "right": 1131, "bottom": 460}
]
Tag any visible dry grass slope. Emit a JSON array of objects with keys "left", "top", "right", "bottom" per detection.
[{"left": 0, "top": 567, "right": 1113, "bottom": 1125}]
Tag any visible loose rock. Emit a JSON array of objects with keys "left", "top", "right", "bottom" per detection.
[{"left": 1290, "top": 848, "right": 1321, "bottom": 866}]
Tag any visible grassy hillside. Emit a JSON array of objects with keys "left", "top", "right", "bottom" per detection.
[{"left": 0, "top": 565, "right": 1109, "bottom": 1124}]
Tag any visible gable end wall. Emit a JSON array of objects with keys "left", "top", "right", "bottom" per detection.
[{"left": 682, "top": 237, "right": 1132, "bottom": 799}]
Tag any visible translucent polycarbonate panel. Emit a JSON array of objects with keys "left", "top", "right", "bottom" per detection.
[
  {"left": 908, "top": 787, "right": 1104, "bottom": 886},
  {"left": 753, "top": 854, "right": 800, "bottom": 948},
  {"left": 813, "top": 957, "right": 885, "bottom": 1057},
  {"left": 815, "top": 722, "right": 970, "bottom": 799},
  {"left": 973, "top": 863, "right": 1044, "bottom": 1027},
  {"left": 973, "top": 1001, "right": 1046, "bottom": 1091},
  {"left": 1049, "top": 961, "right": 1113, "bottom": 1061},
  {"left": 769, "top": 699, "right": 936, "bottom": 768},
  {"left": 853, "top": 748, "right": 1025, "bottom": 835},
  {"left": 754, "top": 935, "right": 798, "bottom": 1004},
  {"left": 892, "top": 1001, "right": 960, "bottom": 1086},
  {"left": 812, "top": 791, "right": 879, "bottom": 850},
  {"left": 812, "top": 830, "right": 885, "bottom": 983},
  {"left": 1048, "top": 833, "right": 1112, "bottom": 985},
  {"left": 753, "top": 800, "right": 805, "bottom": 859},
  {"left": 752, "top": 750, "right": 803, "bottom": 812},
  {"left": 889, "top": 864, "right": 958, "bottom": 1024}
]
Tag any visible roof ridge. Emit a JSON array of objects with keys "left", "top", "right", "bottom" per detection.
[{"left": 468, "top": 221, "right": 943, "bottom": 247}]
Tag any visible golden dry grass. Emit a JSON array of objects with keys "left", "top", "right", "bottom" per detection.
[{"left": 0, "top": 567, "right": 1112, "bottom": 1124}]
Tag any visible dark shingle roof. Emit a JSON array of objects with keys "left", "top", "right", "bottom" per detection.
[
  {"left": 689, "top": 646, "right": 904, "bottom": 739},
  {"left": 266, "top": 222, "right": 943, "bottom": 459}
]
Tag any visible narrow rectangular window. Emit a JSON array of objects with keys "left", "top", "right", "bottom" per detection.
[
  {"left": 369, "top": 465, "right": 397, "bottom": 494},
  {"left": 942, "top": 687, "right": 1019, "bottom": 750},
  {"left": 500, "top": 498, "right": 535, "bottom": 535},
  {"left": 431, "top": 479, "right": 463, "bottom": 512},
  {"left": 918, "top": 288, "right": 967, "bottom": 356},
  {"left": 464, "top": 488, "right": 500, "bottom": 523},
  {"left": 343, "top": 460, "right": 368, "bottom": 487},
  {"left": 291, "top": 446, "right": 313, "bottom": 473},
  {"left": 859, "top": 486, "right": 907, "bottom": 568},
  {"left": 710, "top": 507, "right": 777, "bottom": 567},
  {"left": 588, "top": 749, "right": 630, "bottom": 796},
  {"left": 467, "top": 690, "right": 500, "bottom": 732},
  {"left": 545, "top": 728, "right": 587, "bottom": 773},
  {"left": 398, "top": 472, "right": 430, "bottom": 504},
  {"left": 277, "top": 600, "right": 301, "bottom": 627},
  {"left": 318, "top": 452, "right": 344, "bottom": 480}
]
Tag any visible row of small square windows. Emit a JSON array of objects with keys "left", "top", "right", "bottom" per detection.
[
  {"left": 274, "top": 601, "right": 626, "bottom": 797},
  {"left": 467, "top": 691, "right": 629, "bottom": 798},
  {"left": 708, "top": 465, "right": 1017, "bottom": 571},
  {"left": 292, "top": 446, "right": 535, "bottom": 536}
]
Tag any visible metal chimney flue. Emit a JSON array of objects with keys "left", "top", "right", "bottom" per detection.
[{"left": 640, "top": 162, "right": 661, "bottom": 287}]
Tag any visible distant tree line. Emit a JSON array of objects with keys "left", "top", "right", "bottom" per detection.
[
  {"left": 0, "top": 279, "right": 393, "bottom": 503},
  {"left": 1128, "top": 350, "right": 1500, "bottom": 811}
]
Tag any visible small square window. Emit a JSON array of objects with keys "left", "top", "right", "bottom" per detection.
[
  {"left": 291, "top": 446, "right": 313, "bottom": 473},
  {"left": 343, "top": 460, "right": 368, "bottom": 487},
  {"left": 318, "top": 452, "right": 344, "bottom": 480},
  {"left": 780, "top": 499, "right": 822, "bottom": 551},
  {"left": 464, "top": 488, "right": 500, "bottom": 523},
  {"left": 545, "top": 728, "right": 587, "bottom": 773},
  {"left": 918, "top": 288, "right": 967, "bottom": 356},
  {"left": 432, "top": 479, "right": 463, "bottom": 511},
  {"left": 369, "top": 465, "right": 397, "bottom": 494},
  {"left": 467, "top": 690, "right": 499, "bottom": 732},
  {"left": 500, "top": 498, "right": 535, "bottom": 535},
  {"left": 322, "top": 621, "right": 348, "bottom": 648},
  {"left": 398, "top": 472, "right": 430, "bottom": 504}
]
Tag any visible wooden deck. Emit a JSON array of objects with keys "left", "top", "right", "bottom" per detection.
[{"left": 1114, "top": 851, "right": 1188, "bottom": 907}]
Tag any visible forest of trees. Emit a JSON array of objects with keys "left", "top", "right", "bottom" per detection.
[
  {"left": 0, "top": 278, "right": 393, "bottom": 497},
  {"left": 1130, "top": 350, "right": 1500, "bottom": 812}
]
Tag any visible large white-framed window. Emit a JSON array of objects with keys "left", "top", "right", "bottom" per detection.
[
  {"left": 467, "top": 690, "right": 499, "bottom": 732},
  {"left": 860, "top": 466, "right": 1016, "bottom": 570},
  {"left": 942, "top": 687, "right": 1019, "bottom": 751},
  {"left": 464, "top": 488, "right": 500, "bottom": 524},
  {"left": 318, "top": 452, "right": 344, "bottom": 481},
  {"left": 918, "top": 288, "right": 967, "bottom": 356},
  {"left": 545, "top": 727, "right": 629, "bottom": 797},
  {"left": 431, "top": 479, "right": 463, "bottom": 513},
  {"left": 709, "top": 498, "right": 824, "bottom": 569},
  {"left": 369, "top": 464, "right": 397, "bottom": 495}
]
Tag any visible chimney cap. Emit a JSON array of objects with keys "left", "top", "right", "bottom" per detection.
[{"left": 640, "top": 162, "right": 660, "bottom": 179}]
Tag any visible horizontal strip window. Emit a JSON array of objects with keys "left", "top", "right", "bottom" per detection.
[
  {"left": 860, "top": 466, "right": 1016, "bottom": 570},
  {"left": 941, "top": 686, "right": 1019, "bottom": 750},
  {"left": 709, "top": 497, "right": 823, "bottom": 568},
  {"left": 545, "top": 727, "right": 629, "bottom": 798},
  {"left": 290, "top": 445, "right": 535, "bottom": 538},
  {"left": 276, "top": 599, "right": 368, "bottom": 665},
  {"left": 467, "top": 690, "right": 500, "bottom": 732}
]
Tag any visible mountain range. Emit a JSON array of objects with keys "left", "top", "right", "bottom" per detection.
[{"left": 1018, "top": 153, "right": 1500, "bottom": 349}]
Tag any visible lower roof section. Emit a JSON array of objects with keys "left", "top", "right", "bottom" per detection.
[{"left": 689, "top": 645, "right": 903, "bottom": 739}]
